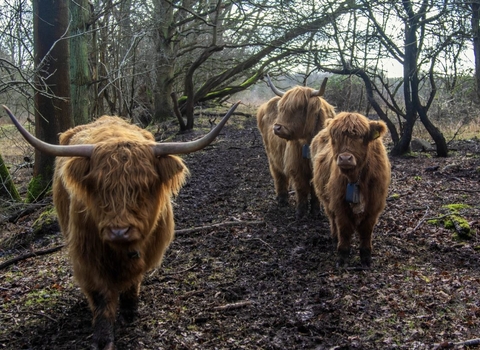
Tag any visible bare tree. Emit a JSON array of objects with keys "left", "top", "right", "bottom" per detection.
[
  {"left": 32, "top": 0, "right": 73, "bottom": 201},
  {"left": 70, "top": 0, "right": 92, "bottom": 125}
]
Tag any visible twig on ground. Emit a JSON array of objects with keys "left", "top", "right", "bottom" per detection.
[
  {"left": 433, "top": 338, "right": 480, "bottom": 349},
  {"left": 0, "top": 244, "right": 65, "bottom": 270},
  {"left": 410, "top": 206, "right": 429, "bottom": 234},
  {"left": 445, "top": 188, "right": 480, "bottom": 193},
  {"left": 239, "top": 237, "right": 276, "bottom": 252},
  {"left": 175, "top": 220, "right": 264, "bottom": 235},
  {"left": 213, "top": 300, "right": 254, "bottom": 311}
]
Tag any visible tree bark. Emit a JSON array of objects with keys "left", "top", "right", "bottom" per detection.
[
  {"left": 69, "top": 0, "right": 92, "bottom": 126},
  {"left": 153, "top": 0, "right": 176, "bottom": 123},
  {"left": 32, "top": 0, "right": 73, "bottom": 201},
  {"left": 472, "top": 1, "right": 480, "bottom": 102}
]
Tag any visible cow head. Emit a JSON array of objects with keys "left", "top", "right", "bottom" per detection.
[
  {"left": 57, "top": 140, "right": 187, "bottom": 245},
  {"left": 327, "top": 112, "right": 387, "bottom": 182},
  {"left": 265, "top": 74, "right": 331, "bottom": 141}
]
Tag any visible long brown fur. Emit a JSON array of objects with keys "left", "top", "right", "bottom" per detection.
[
  {"left": 256, "top": 97, "right": 289, "bottom": 205},
  {"left": 257, "top": 86, "right": 335, "bottom": 219},
  {"left": 53, "top": 116, "right": 188, "bottom": 349},
  {"left": 311, "top": 112, "right": 391, "bottom": 267}
]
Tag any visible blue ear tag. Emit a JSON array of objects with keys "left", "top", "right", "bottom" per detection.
[
  {"left": 346, "top": 183, "right": 360, "bottom": 203},
  {"left": 302, "top": 144, "right": 310, "bottom": 159}
]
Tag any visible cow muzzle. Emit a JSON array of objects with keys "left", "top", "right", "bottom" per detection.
[
  {"left": 337, "top": 152, "right": 356, "bottom": 169},
  {"left": 106, "top": 227, "right": 134, "bottom": 242},
  {"left": 273, "top": 124, "right": 290, "bottom": 139}
]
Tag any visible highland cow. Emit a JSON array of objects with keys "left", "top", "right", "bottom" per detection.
[
  {"left": 3, "top": 103, "right": 239, "bottom": 350},
  {"left": 311, "top": 112, "right": 391, "bottom": 267},
  {"left": 257, "top": 75, "right": 335, "bottom": 218}
]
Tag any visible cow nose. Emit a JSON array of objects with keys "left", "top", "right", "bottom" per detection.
[
  {"left": 273, "top": 124, "right": 282, "bottom": 133},
  {"left": 110, "top": 227, "right": 130, "bottom": 238},
  {"left": 337, "top": 153, "right": 356, "bottom": 167}
]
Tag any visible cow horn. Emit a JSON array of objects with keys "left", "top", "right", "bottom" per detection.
[
  {"left": 311, "top": 77, "right": 328, "bottom": 97},
  {"left": 2, "top": 105, "right": 95, "bottom": 157},
  {"left": 151, "top": 101, "right": 241, "bottom": 157},
  {"left": 266, "top": 74, "right": 285, "bottom": 97}
]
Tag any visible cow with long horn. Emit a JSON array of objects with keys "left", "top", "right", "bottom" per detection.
[
  {"left": 3, "top": 103, "right": 239, "bottom": 350},
  {"left": 257, "top": 74, "right": 335, "bottom": 219}
]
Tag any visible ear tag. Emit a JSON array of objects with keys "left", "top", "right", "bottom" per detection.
[
  {"left": 302, "top": 144, "right": 311, "bottom": 159},
  {"left": 346, "top": 183, "right": 360, "bottom": 203}
]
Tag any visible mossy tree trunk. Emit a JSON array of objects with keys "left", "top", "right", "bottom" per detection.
[{"left": 0, "top": 154, "right": 21, "bottom": 202}]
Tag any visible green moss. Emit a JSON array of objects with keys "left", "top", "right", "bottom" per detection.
[
  {"left": 27, "top": 174, "right": 51, "bottom": 202},
  {"left": 390, "top": 193, "right": 400, "bottom": 200},
  {"left": 427, "top": 204, "right": 472, "bottom": 240},
  {"left": 448, "top": 215, "right": 472, "bottom": 239},
  {"left": 442, "top": 203, "right": 471, "bottom": 214},
  {"left": 32, "top": 206, "right": 59, "bottom": 235},
  {"left": 24, "top": 288, "right": 61, "bottom": 307}
]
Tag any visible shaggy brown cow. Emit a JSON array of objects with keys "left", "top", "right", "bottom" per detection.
[
  {"left": 257, "top": 75, "right": 335, "bottom": 218},
  {"left": 311, "top": 112, "right": 391, "bottom": 268},
  {"left": 3, "top": 103, "right": 239, "bottom": 350},
  {"left": 256, "top": 96, "right": 289, "bottom": 205}
]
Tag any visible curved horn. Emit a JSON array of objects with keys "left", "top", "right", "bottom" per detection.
[
  {"left": 311, "top": 77, "right": 328, "bottom": 97},
  {"left": 2, "top": 105, "right": 94, "bottom": 157},
  {"left": 152, "top": 101, "right": 241, "bottom": 157},
  {"left": 266, "top": 74, "right": 285, "bottom": 97}
]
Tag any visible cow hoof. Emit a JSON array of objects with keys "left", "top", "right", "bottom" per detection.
[
  {"left": 360, "top": 248, "right": 372, "bottom": 268},
  {"left": 360, "top": 256, "right": 372, "bottom": 269},
  {"left": 277, "top": 193, "right": 289, "bottom": 206},
  {"left": 119, "top": 309, "right": 138, "bottom": 324},
  {"left": 91, "top": 342, "right": 115, "bottom": 350},
  {"left": 336, "top": 248, "right": 350, "bottom": 267}
]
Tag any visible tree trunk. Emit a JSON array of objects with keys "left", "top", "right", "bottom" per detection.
[
  {"left": 0, "top": 154, "right": 21, "bottom": 202},
  {"left": 153, "top": 0, "right": 175, "bottom": 123},
  {"left": 32, "top": 0, "right": 73, "bottom": 201},
  {"left": 472, "top": 1, "right": 480, "bottom": 102},
  {"left": 69, "top": 0, "right": 91, "bottom": 126}
]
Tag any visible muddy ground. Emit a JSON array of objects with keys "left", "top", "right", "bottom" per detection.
[{"left": 0, "top": 110, "right": 479, "bottom": 349}]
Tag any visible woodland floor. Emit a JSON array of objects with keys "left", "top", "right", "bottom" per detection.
[{"left": 0, "top": 109, "right": 479, "bottom": 350}]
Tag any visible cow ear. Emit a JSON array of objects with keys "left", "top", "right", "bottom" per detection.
[
  {"left": 368, "top": 121, "right": 387, "bottom": 141},
  {"left": 60, "top": 157, "right": 92, "bottom": 196},
  {"left": 155, "top": 155, "right": 189, "bottom": 196}
]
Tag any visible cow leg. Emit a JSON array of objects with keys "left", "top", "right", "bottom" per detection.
[
  {"left": 309, "top": 185, "right": 320, "bottom": 216},
  {"left": 88, "top": 290, "right": 117, "bottom": 350},
  {"left": 357, "top": 218, "right": 376, "bottom": 268},
  {"left": 335, "top": 218, "right": 354, "bottom": 267},
  {"left": 326, "top": 210, "right": 339, "bottom": 249},
  {"left": 271, "top": 167, "right": 289, "bottom": 206},
  {"left": 119, "top": 280, "right": 141, "bottom": 324},
  {"left": 293, "top": 184, "right": 310, "bottom": 219}
]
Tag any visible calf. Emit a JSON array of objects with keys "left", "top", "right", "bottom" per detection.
[{"left": 311, "top": 112, "right": 391, "bottom": 267}]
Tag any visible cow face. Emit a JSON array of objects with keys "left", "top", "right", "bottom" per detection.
[
  {"left": 273, "top": 87, "right": 325, "bottom": 141},
  {"left": 328, "top": 112, "right": 387, "bottom": 180},
  {"left": 60, "top": 142, "right": 187, "bottom": 246}
]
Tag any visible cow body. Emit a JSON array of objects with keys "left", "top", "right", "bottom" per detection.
[
  {"left": 256, "top": 97, "right": 289, "bottom": 205},
  {"left": 53, "top": 116, "right": 187, "bottom": 348},
  {"left": 257, "top": 85, "right": 335, "bottom": 218},
  {"left": 311, "top": 112, "right": 391, "bottom": 267}
]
